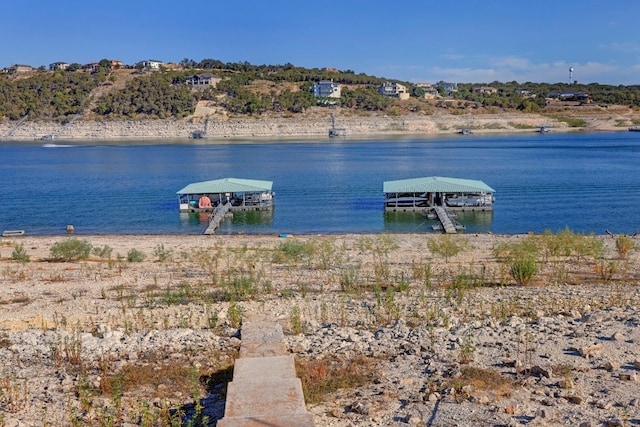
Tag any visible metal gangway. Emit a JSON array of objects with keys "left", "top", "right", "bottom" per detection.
[
  {"left": 203, "top": 201, "right": 232, "bottom": 234},
  {"left": 433, "top": 206, "right": 458, "bottom": 234},
  {"left": 1, "top": 114, "right": 29, "bottom": 140}
]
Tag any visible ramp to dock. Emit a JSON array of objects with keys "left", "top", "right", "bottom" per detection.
[
  {"left": 218, "top": 317, "right": 315, "bottom": 427},
  {"left": 2, "top": 114, "right": 29, "bottom": 139},
  {"left": 203, "top": 202, "right": 231, "bottom": 235},
  {"left": 434, "top": 206, "right": 457, "bottom": 234}
]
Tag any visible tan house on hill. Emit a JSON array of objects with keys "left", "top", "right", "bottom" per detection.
[
  {"left": 84, "top": 60, "right": 124, "bottom": 72},
  {"left": 186, "top": 73, "right": 221, "bottom": 88},
  {"left": 8, "top": 64, "right": 33, "bottom": 73},
  {"left": 474, "top": 86, "right": 498, "bottom": 95},
  {"left": 49, "top": 62, "right": 70, "bottom": 71},
  {"left": 378, "top": 82, "right": 410, "bottom": 100},
  {"left": 416, "top": 83, "right": 440, "bottom": 99}
]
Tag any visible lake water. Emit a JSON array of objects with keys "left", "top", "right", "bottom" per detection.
[{"left": 1, "top": 132, "right": 639, "bottom": 235}]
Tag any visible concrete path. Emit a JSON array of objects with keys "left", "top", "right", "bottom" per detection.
[{"left": 218, "top": 317, "right": 315, "bottom": 427}]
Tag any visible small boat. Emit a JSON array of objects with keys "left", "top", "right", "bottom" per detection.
[
  {"left": 385, "top": 196, "right": 430, "bottom": 207},
  {"left": 190, "top": 131, "right": 206, "bottom": 139},
  {"left": 458, "top": 128, "right": 473, "bottom": 135},
  {"left": 41, "top": 134, "right": 56, "bottom": 141},
  {"left": 537, "top": 126, "right": 552, "bottom": 133},
  {"left": 629, "top": 126, "right": 640, "bottom": 132},
  {"left": 2, "top": 230, "right": 25, "bottom": 237},
  {"left": 445, "top": 194, "right": 493, "bottom": 207}
]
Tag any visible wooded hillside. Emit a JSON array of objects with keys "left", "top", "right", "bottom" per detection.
[{"left": 2, "top": 59, "right": 640, "bottom": 121}]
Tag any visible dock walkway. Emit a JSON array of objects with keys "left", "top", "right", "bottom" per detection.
[
  {"left": 203, "top": 202, "right": 232, "bottom": 235},
  {"left": 434, "top": 206, "right": 457, "bottom": 234},
  {"left": 218, "top": 317, "right": 315, "bottom": 427}
]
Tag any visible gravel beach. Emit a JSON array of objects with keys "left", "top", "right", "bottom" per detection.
[{"left": 0, "top": 233, "right": 638, "bottom": 426}]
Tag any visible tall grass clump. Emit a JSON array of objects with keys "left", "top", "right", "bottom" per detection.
[
  {"left": 126, "top": 248, "right": 145, "bottom": 263},
  {"left": 272, "top": 240, "right": 315, "bottom": 265},
  {"left": 493, "top": 235, "right": 540, "bottom": 285},
  {"left": 509, "top": 255, "right": 539, "bottom": 285},
  {"left": 11, "top": 244, "right": 30, "bottom": 262},
  {"left": 615, "top": 234, "right": 636, "bottom": 259},
  {"left": 92, "top": 245, "right": 113, "bottom": 259},
  {"left": 50, "top": 238, "right": 92, "bottom": 261}
]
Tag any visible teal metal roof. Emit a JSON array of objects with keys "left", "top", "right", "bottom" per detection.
[
  {"left": 177, "top": 178, "right": 273, "bottom": 195},
  {"left": 383, "top": 176, "right": 495, "bottom": 194}
]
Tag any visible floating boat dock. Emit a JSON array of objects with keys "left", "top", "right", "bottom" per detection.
[{"left": 204, "top": 202, "right": 232, "bottom": 234}]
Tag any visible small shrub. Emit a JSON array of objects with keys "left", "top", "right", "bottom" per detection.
[
  {"left": 228, "top": 301, "right": 242, "bottom": 329},
  {"left": 290, "top": 306, "right": 302, "bottom": 335},
  {"left": 0, "top": 372, "right": 29, "bottom": 413},
  {"left": 509, "top": 255, "right": 538, "bottom": 285},
  {"left": 50, "top": 239, "right": 92, "bottom": 261},
  {"left": 126, "top": 249, "right": 145, "bottom": 262},
  {"left": 273, "top": 240, "right": 315, "bottom": 264},
  {"left": 92, "top": 245, "right": 113, "bottom": 259},
  {"left": 427, "top": 234, "right": 469, "bottom": 262},
  {"left": 615, "top": 235, "right": 636, "bottom": 259},
  {"left": 11, "top": 244, "right": 30, "bottom": 262},
  {"left": 153, "top": 244, "right": 172, "bottom": 262},
  {"left": 459, "top": 329, "right": 476, "bottom": 364}
]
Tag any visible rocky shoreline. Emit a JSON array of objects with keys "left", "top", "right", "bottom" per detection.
[
  {"left": 0, "top": 110, "right": 632, "bottom": 142},
  {"left": 0, "top": 233, "right": 638, "bottom": 426}
]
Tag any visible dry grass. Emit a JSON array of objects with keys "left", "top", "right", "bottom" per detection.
[
  {"left": 448, "top": 367, "right": 515, "bottom": 399},
  {"left": 296, "top": 354, "right": 379, "bottom": 404}
]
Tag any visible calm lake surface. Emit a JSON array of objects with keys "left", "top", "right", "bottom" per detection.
[{"left": 1, "top": 132, "right": 639, "bottom": 235}]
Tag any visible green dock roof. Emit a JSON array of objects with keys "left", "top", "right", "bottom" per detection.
[
  {"left": 383, "top": 176, "right": 495, "bottom": 194},
  {"left": 177, "top": 178, "right": 273, "bottom": 195}
]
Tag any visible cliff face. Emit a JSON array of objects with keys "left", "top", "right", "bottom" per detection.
[{"left": 0, "top": 113, "right": 576, "bottom": 141}]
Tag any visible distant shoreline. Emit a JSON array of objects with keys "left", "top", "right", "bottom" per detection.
[{"left": 0, "top": 110, "right": 633, "bottom": 142}]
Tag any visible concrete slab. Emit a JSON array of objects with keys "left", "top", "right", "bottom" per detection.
[
  {"left": 240, "top": 341, "right": 288, "bottom": 358},
  {"left": 233, "top": 355, "right": 297, "bottom": 381},
  {"left": 240, "top": 321, "right": 284, "bottom": 344},
  {"left": 217, "top": 413, "right": 315, "bottom": 427},
  {"left": 224, "top": 378, "right": 307, "bottom": 418}
]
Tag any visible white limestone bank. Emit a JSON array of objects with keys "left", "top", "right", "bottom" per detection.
[{"left": 0, "top": 113, "right": 572, "bottom": 141}]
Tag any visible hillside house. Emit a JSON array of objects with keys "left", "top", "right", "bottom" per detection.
[
  {"left": 312, "top": 80, "right": 341, "bottom": 98},
  {"left": 434, "top": 81, "right": 458, "bottom": 97},
  {"left": 415, "top": 83, "right": 440, "bottom": 99},
  {"left": 8, "top": 64, "right": 33, "bottom": 73},
  {"left": 474, "top": 86, "right": 498, "bottom": 95},
  {"left": 378, "top": 82, "right": 409, "bottom": 99},
  {"left": 186, "top": 73, "right": 221, "bottom": 88},
  {"left": 550, "top": 91, "right": 592, "bottom": 103},
  {"left": 83, "top": 60, "right": 123, "bottom": 72},
  {"left": 49, "top": 62, "right": 70, "bottom": 71},
  {"left": 516, "top": 89, "right": 536, "bottom": 98},
  {"left": 136, "top": 59, "right": 164, "bottom": 69}
]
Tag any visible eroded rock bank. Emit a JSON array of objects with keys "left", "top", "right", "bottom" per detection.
[{"left": 0, "top": 113, "right": 574, "bottom": 141}]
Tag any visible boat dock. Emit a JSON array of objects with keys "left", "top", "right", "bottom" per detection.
[{"left": 204, "top": 202, "right": 232, "bottom": 234}]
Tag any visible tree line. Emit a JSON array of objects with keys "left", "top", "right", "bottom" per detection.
[{"left": 1, "top": 59, "right": 639, "bottom": 121}]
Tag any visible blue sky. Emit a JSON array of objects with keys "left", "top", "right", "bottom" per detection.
[{"left": 3, "top": 0, "right": 640, "bottom": 85}]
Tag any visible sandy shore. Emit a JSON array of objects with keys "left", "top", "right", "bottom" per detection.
[{"left": 0, "top": 233, "right": 638, "bottom": 426}]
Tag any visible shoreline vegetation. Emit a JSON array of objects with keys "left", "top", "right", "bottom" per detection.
[
  {"left": 0, "top": 107, "right": 638, "bottom": 142},
  {"left": 0, "top": 232, "right": 638, "bottom": 425}
]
